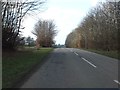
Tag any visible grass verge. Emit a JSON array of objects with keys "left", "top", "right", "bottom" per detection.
[
  {"left": 82, "top": 48, "right": 119, "bottom": 60},
  {"left": 2, "top": 48, "right": 53, "bottom": 88}
]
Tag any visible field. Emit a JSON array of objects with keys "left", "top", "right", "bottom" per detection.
[
  {"left": 2, "top": 48, "right": 53, "bottom": 88},
  {"left": 82, "top": 49, "right": 119, "bottom": 60}
]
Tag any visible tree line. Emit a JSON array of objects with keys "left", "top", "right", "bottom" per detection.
[
  {"left": 2, "top": 0, "right": 46, "bottom": 50},
  {"left": 65, "top": 1, "right": 120, "bottom": 51},
  {"left": 2, "top": 0, "right": 57, "bottom": 50}
]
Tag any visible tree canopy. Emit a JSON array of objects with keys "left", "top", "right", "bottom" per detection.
[
  {"left": 65, "top": 1, "right": 119, "bottom": 51},
  {"left": 2, "top": 0, "right": 46, "bottom": 50},
  {"left": 32, "top": 20, "right": 57, "bottom": 48}
]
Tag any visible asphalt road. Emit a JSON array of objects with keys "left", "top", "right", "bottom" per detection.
[{"left": 21, "top": 48, "right": 119, "bottom": 88}]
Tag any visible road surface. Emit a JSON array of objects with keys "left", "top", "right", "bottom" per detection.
[{"left": 21, "top": 48, "right": 119, "bottom": 88}]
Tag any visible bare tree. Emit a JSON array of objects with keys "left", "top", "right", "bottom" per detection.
[
  {"left": 65, "top": 0, "right": 119, "bottom": 51},
  {"left": 2, "top": 0, "right": 46, "bottom": 50},
  {"left": 32, "top": 20, "right": 57, "bottom": 48}
]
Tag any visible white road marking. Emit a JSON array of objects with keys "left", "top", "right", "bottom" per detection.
[
  {"left": 74, "top": 52, "right": 79, "bottom": 56},
  {"left": 81, "top": 57, "right": 97, "bottom": 68},
  {"left": 114, "top": 80, "right": 120, "bottom": 85}
]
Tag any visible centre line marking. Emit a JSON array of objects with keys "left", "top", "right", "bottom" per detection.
[
  {"left": 114, "top": 80, "right": 120, "bottom": 85},
  {"left": 74, "top": 52, "right": 78, "bottom": 56},
  {"left": 81, "top": 57, "right": 97, "bottom": 68}
]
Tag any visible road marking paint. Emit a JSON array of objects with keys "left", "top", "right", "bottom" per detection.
[
  {"left": 114, "top": 80, "right": 120, "bottom": 85},
  {"left": 81, "top": 57, "right": 97, "bottom": 68},
  {"left": 74, "top": 52, "right": 79, "bottom": 56}
]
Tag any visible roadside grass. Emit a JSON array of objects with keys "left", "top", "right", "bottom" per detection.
[
  {"left": 2, "top": 48, "right": 53, "bottom": 88},
  {"left": 82, "top": 48, "right": 119, "bottom": 60}
]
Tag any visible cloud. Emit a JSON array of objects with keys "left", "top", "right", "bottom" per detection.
[
  {"left": 91, "top": 0, "right": 106, "bottom": 7},
  {"left": 21, "top": 15, "right": 37, "bottom": 38},
  {"left": 37, "top": 7, "right": 86, "bottom": 44},
  {"left": 21, "top": 0, "right": 103, "bottom": 44},
  {"left": 91, "top": 0, "right": 99, "bottom": 7}
]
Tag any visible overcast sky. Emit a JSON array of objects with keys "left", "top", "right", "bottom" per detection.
[{"left": 22, "top": 0, "right": 105, "bottom": 45}]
